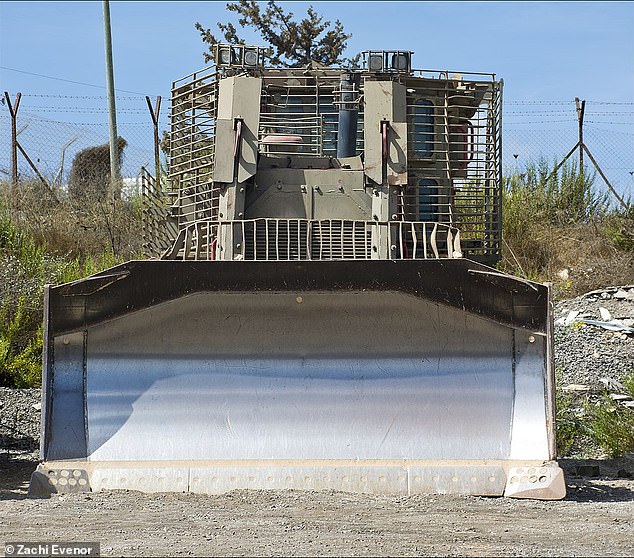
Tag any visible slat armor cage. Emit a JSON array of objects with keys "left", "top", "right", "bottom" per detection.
[{"left": 145, "top": 50, "right": 503, "bottom": 264}]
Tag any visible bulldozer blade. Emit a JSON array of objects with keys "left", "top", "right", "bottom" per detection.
[{"left": 31, "top": 260, "right": 565, "bottom": 499}]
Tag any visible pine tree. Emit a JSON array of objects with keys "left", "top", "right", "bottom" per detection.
[{"left": 195, "top": 0, "right": 358, "bottom": 67}]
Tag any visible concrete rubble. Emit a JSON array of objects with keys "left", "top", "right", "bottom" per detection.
[
  {"left": 554, "top": 286, "right": 634, "bottom": 436},
  {"left": 555, "top": 286, "right": 634, "bottom": 335}
]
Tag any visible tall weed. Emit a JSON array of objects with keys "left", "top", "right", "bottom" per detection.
[
  {"left": 0, "top": 304, "right": 43, "bottom": 388},
  {"left": 0, "top": 187, "right": 135, "bottom": 387},
  {"left": 504, "top": 158, "right": 608, "bottom": 226},
  {"left": 555, "top": 388, "right": 582, "bottom": 457},
  {"left": 602, "top": 201, "right": 634, "bottom": 252},
  {"left": 499, "top": 158, "right": 634, "bottom": 293},
  {"left": 585, "top": 392, "right": 634, "bottom": 458}
]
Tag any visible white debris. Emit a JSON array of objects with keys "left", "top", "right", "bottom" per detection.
[
  {"left": 599, "top": 307, "right": 612, "bottom": 322},
  {"left": 614, "top": 289, "right": 634, "bottom": 300},
  {"left": 577, "top": 318, "right": 634, "bottom": 333},
  {"left": 564, "top": 310, "right": 580, "bottom": 326},
  {"left": 562, "top": 384, "right": 591, "bottom": 393},
  {"left": 599, "top": 377, "right": 626, "bottom": 392},
  {"left": 609, "top": 393, "right": 633, "bottom": 402},
  {"left": 557, "top": 268, "right": 570, "bottom": 281}
]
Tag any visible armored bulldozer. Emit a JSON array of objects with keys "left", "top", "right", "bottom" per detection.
[{"left": 30, "top": 46, "right": 565, "bottom": 499}]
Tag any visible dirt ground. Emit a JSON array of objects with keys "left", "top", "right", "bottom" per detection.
[{"left": 0, "top": 459, "right": 633, "bottom": 557}]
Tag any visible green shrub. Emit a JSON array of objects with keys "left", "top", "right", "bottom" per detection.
[
  {"left": 0, "top": 327, "right": 43, "bottom": 388},
  {"left": 0, "top": 296, "right": 43, "bottom": 387},
  {"left": 602, "top": 203, "right": 634, "bottom": 252},
  {"left": 503, "top": 157, "right": 608, "bottom": 229},
  {"left": 0, "top": 203, "right": 47, "bottom": 278},
  {"left": 499, "top": 158, "right": 634, "bottom": 294},
  {"left": 555, "top": 389, "right": 582, "bottom": 457},
  {"left": 0, "top": 191, "right": 133, "bottom": 388},
  {"left": 585, "top": 392, "right": 634, "bottom": 458}
]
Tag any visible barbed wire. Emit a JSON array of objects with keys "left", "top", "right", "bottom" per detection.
[
  {"left": 586, "top": 125, "right": 634, "bottom": 136},
  {"left": 584, "top": 121, "right": 634, "bottom": 125},
  {"left": 505, "top": 100, "right": 634, "bottom": 105},
  {"left": 586, "top": 101, "right": 634, "bottom": 105},
  {"left": 20, "top": 94, "right": 165, "bottom": 100},
  {"left": 505, "top": 111, "right": 634, "bottom": 115},
  {"left": 13, "top": 108, "right": 163, "bottom": 114},
  {"left": 0, "top": 111, "right": 167, "bottom": 125},
  {"left": 1, "top": 97, "right": 632, "bottom": 203}
]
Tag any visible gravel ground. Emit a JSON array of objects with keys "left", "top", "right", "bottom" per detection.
[
  {"left": 0, "top": 388, "right": 40, "bottom": 462},
  {"left": 554, "top": 285, "right": 634, "bottom": 389},
  {"left": 0, "top": 478, "right": 633, "bottom": 557}
]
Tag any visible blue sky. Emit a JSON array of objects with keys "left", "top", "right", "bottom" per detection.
[
  {"left": 1, "top": 1, "right": 632, "bottom": 104},
  {"left": 0, "top": 1, "right": 633, "bottom": 192}
]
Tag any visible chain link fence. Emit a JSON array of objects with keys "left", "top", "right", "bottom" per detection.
[
  {"left": 1, "top": 94, "right": 633, "bottom": 204},
  {"left": 503, "top": 100, "right": 634, "bottom": 204},
  {"left": 0, "top": 94, "right": 168, "bottom": 199}
]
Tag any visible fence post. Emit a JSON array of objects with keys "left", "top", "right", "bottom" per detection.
[
  {"left": 4, "top": 91, "right": 21, "bottom": 217},
  {"left": 146, "top": 96, "right": 162, "bottom": 190},
  {"left": 575, "top": 97, "right": 586, "bottom": 175}
]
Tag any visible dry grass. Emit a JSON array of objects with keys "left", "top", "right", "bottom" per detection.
[
  {"left": 0, "top": 180, "right": 142, "bottom": 387},
  {"left": 7, "top": 179, "right": 142, "bottom": 259},
  {"left": 502, "top": 221, "right": 634, "bottom": 298},
  {"left": 500, "top": 159, "right": 633, "bottom": 298}
]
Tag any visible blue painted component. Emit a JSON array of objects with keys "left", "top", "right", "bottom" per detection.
[
  {"left": 337, "top": 73, "right": 360, "bottom": 158},
  {"left": 419, "top": 178, "right": 439, "bottom": 222},
  {"left": 413, "top": 99, "right": 434, "bottom": 158}
]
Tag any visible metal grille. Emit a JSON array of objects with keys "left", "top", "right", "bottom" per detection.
[
  {"left": 259, "top": 114, "right": 323, "bottom": 155},
  {"left": 397, "top": 74, "right": 502, "bottom": 261},
  {"left": 213, "top": 219, "right": 460, "bottom": 261},
  {"left": 141, "top": 167, "right": 178, "bottom": 256},
  {"left": 169, "top": 66, "right": 220, "bottom": 229},
  {"left": 259, "top": 71, "right": 346, "bottom": 156}
]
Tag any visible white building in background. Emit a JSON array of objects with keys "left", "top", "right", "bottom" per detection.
[{"left": 122, "top": 175, "right": 142, "bottom": 199}]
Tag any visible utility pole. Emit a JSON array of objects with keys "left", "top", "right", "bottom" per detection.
[{"left": 103, "top": 0, "right": 120, "bottom": 199}]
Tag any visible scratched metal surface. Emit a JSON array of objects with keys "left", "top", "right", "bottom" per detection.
[{"left": 74, "top": 291, "right": 534, "bottom": 462}]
